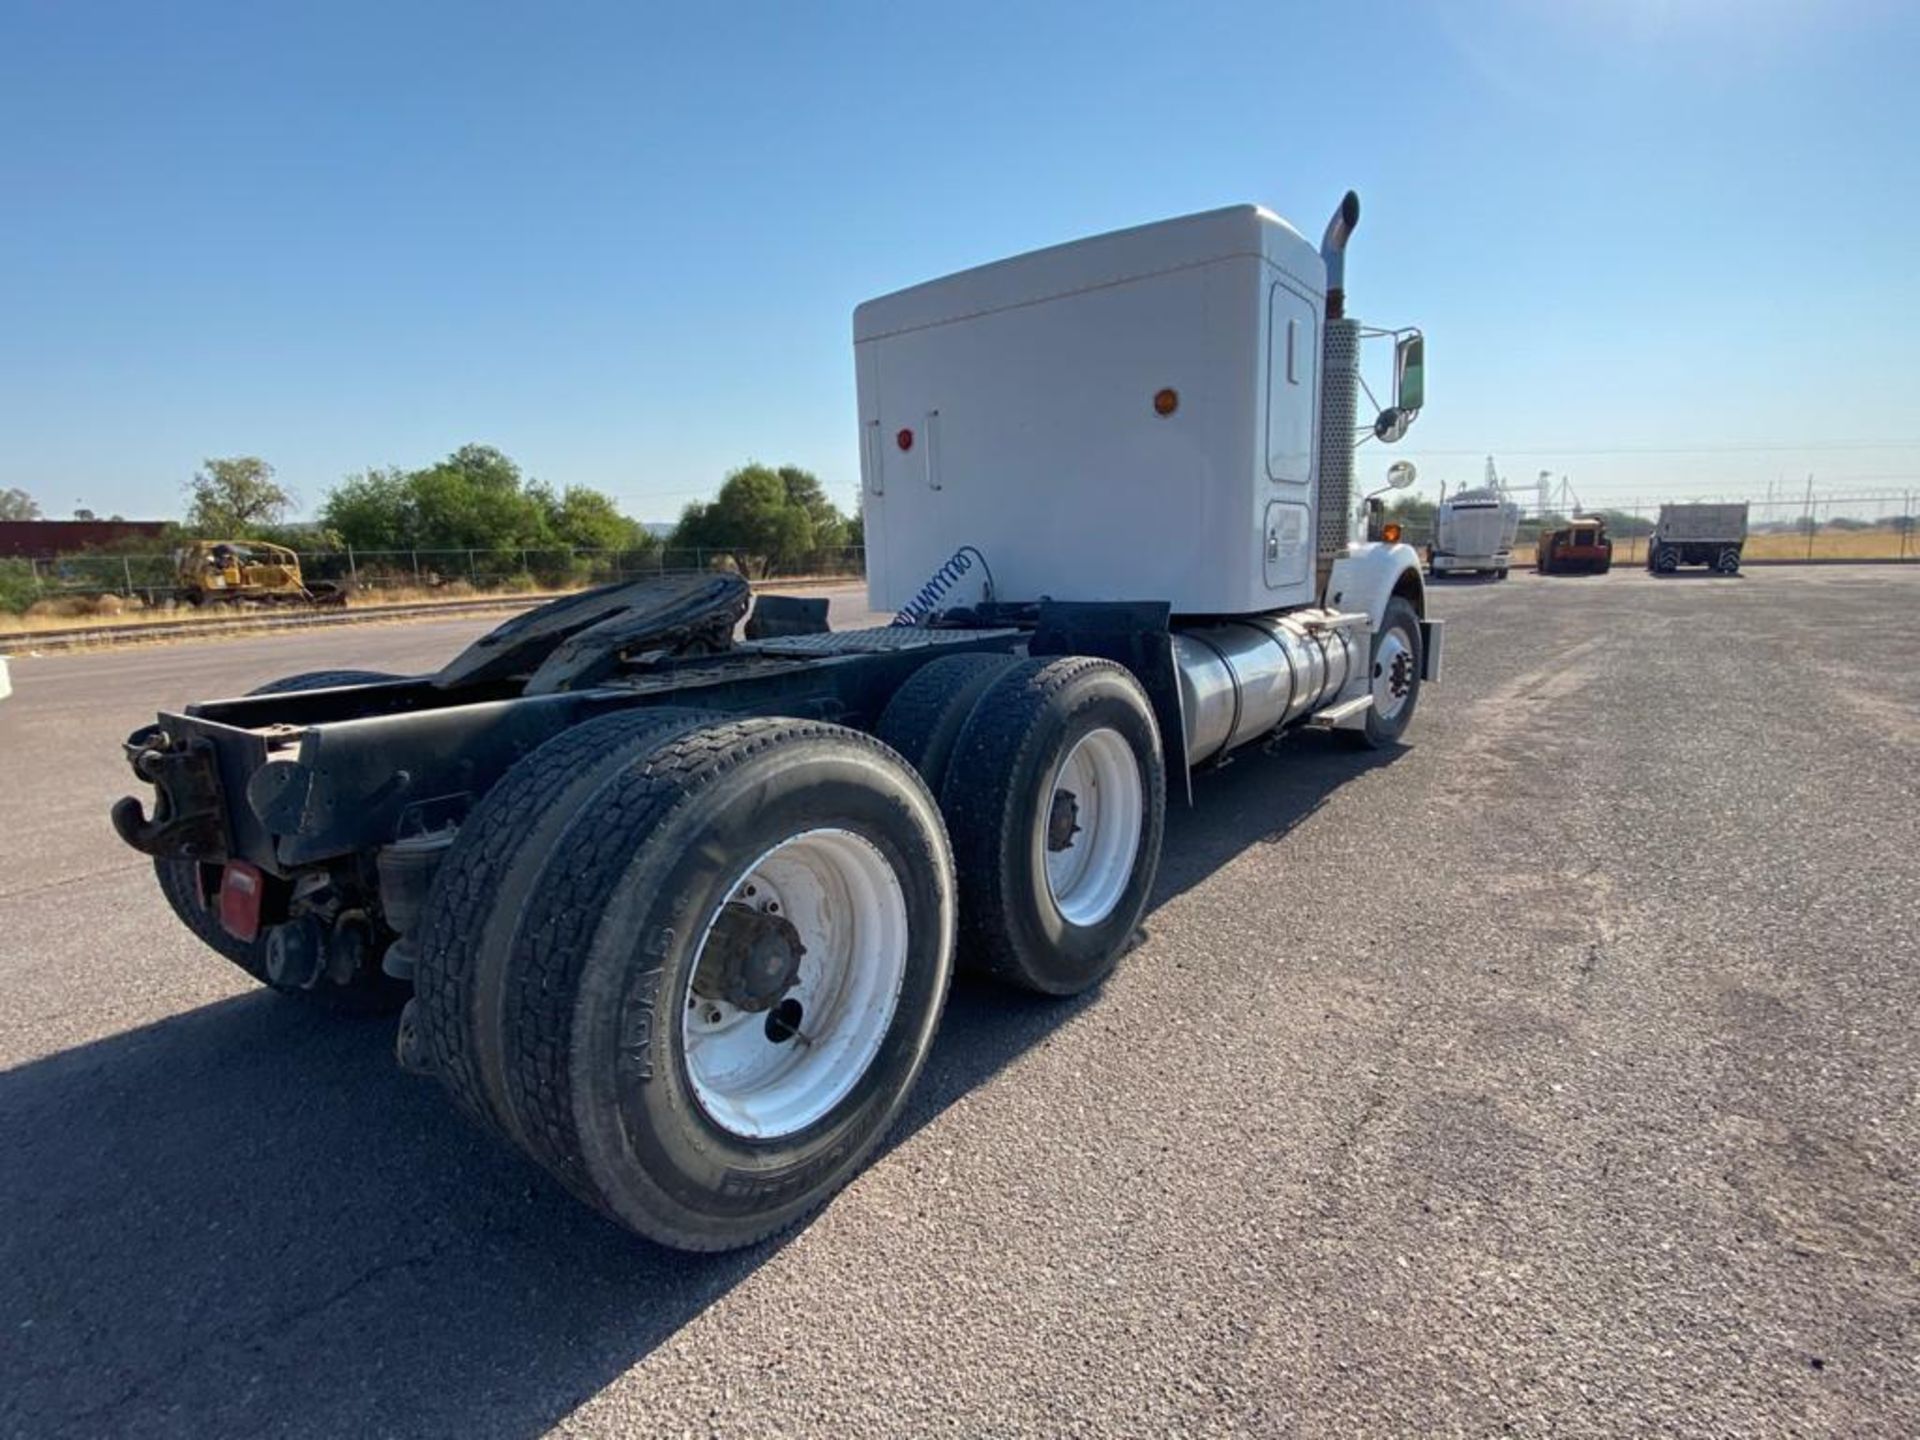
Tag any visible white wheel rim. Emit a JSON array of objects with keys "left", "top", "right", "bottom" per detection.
[
  {"left": 1373, "top": 628, "right": 1415, "bottom": 721},
  {"left": 683, "top": 828, "right": 909, "bottom": 1141},
  {"left": 1043, "top": 727, "right": 1144, "bottom": 928}
]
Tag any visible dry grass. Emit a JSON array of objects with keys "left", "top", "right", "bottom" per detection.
[
  {"left": 0, "top": 585, "right": 563, "bottom": 639},
  {"left": 0, "top": 572, "right": 863, "bottom": 642},
  {"left": 1744, "top": 532, "right": 1914, "bottom": 561}
]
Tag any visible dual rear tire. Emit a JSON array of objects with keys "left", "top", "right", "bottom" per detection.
[
  {"left": 412, "top": 712, "right": 957, "bottom": 1251},
  {"left": 881, "top": 655, "right": 1168, "bottom": 997},
  {"left": 410, "top": 660, "right": 1164, "bottom": 1250},
  {"left": 937, "top": 658, "right": 1166, "bottom": 996}
]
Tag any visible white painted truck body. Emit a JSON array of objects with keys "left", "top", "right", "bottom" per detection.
[
  {"left": 1655, "top": 503, "right": 1749, "bottom": 544},
  {"left": 855, "top": 205, "right": 1338, "bottom": 618},
  {"left": 1431, "top": 488, "right": 1521, "bottom": 573}
]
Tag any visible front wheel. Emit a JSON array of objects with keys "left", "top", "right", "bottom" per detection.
[
  {"left": 1344, "top": 597, "right": 1424, "bottom": 750},
  {"left": 1654, "top": 546, "right": 1679, "bottom": 574},
  {"left": 1715, "top": 548, "right": 1741, "bottom": 575}
]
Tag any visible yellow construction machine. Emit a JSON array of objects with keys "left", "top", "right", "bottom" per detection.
[{"left": 174, "top": 541, "right": 347, "bottom": 607}]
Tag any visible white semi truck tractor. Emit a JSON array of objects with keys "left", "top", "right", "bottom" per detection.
[
  {"left": 111, "top": 193, "right": 1435, "bottom": 1250},
  {"left": 1428, "top": 476, "right": 1521, "bottom": 579}
]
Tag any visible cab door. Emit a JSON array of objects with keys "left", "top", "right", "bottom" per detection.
[{"left": 1264, "top": 278, "right": 1319, "bottom": 591}]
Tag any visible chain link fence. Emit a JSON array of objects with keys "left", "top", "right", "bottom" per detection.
[
  {"left": 6, "top": 544, "right": 868, "bottom": 609},
  {"left": 1394, "top": 492, "right": 1918, "bottom": 567},
  {"left": 8, "top": 488, "right": 1918, "bottom": 613}
]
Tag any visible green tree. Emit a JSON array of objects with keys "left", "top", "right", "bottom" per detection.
[
  {"left": 0, "top": 558, "right": 43, "bottom": 613},
  {"left": 0, "top": 487, "right": 43, "bottom": 521},
  {"left": 317, "top": 446, "right": 649, "bottom": 576},
  {"left": 1594, "top": 508, "right": 1654, "bottom": 538},
  {"left": 320, "top": 468, "right": 413, "bottom": 550},
  {"left": 540, "top": 484, "right": 651, "bottom": 552},
  {"left": 409, "top": 463, "right": 540, "bottom": 552},
  {"left": 186, "top": 457, "right": 293, "bottom": 534},
  {"left": 673, "top": 463, "right": 822, "bottom": 575},
  {"left": 776, "top": 465, "right": 849, "bottom": 548},
  {"left": 442, "top": 443, "right": 525, "bottom": 493},
  {"left": 1386, "top": 494, "right": 1437, "bottom": 530}
]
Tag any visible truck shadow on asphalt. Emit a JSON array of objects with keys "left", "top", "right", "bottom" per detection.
[
  {"left": 0, "top": 735, "right": 1397, "bottom": 1439},
  {"left": 1153, "top": 730, "right": 1404, "bottom": 904}
]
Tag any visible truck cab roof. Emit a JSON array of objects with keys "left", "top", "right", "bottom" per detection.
[{"left": 853, "top": 204, "right": 1327, "bottom": 342}]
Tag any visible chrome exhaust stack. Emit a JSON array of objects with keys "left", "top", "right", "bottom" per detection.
[
  {"left": 1319, "top": 190, "right": 1360, "bottom": 321},
  {"left": 1316, "top": 191, "right": 1363, "bottom": 570}
]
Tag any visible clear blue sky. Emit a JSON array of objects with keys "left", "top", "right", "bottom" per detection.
[{"left": 3, "top": 0, "right": 1916, "bottom": 524}]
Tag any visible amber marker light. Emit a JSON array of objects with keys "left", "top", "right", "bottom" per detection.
[{"left": 1153, "top": 388, "right": 1179, "bottom": 416}]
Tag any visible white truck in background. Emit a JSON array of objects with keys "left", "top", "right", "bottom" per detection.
[
  {"left": 113, "top": 192, "right": 1436, "bottom": 1251},
  {"left": 1648, "top": 502, "right": 1749, "bottom": 575},
  {"left": 1427, "top": 468, "right": 1521, "bottom": 579}
]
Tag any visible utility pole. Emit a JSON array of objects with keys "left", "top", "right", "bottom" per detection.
[{"left": 1804, "top": 474, "right": 1816, "bottom": 560}]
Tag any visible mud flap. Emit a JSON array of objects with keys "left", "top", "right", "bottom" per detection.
[{"left": 1419, "top": 619, "right": 1445, "bottom": 683}]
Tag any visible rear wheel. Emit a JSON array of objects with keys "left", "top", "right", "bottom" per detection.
[
  {"left": 412, "top": 706, "right": 723, "bottom": 1138},
  {"left": 153, "top": 669, "right": 407, "bottom": 1015},
  {"left": 418, "top": 717, "right": 956, "bottom": 1251},
  {"left": 874, "top": 652, "right": 1016, "bottom": 794},
  {"left": 1654, "top": 546, "right": 1678, "bottom": 574},
  {"left": 941, "top": 657, "right": 1166, "bottom": 996},
  {"left": 1715, "top": 548, "right": 1741, "bottom": 575}
]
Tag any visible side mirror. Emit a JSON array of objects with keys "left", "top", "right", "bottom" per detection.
[
  {"left": 1370, "top": 332, "right": 1425, "bottom": 443},
  {"left": 1363, "top": 460, "right": 1417, "bottom": 505},
  {"left": 1394, "top": 332, "right": 1424, "bottom": 412}
]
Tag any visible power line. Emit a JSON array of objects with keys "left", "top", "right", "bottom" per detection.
[{"left": 1405, "top": 439, "right": 1920, "bottom": 458}]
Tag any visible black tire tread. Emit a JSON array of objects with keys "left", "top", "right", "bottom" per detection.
[
  {"left": 501, "top": 717, "right": 909, "bottom": 1219},
  {"left": 874, "top": 652, "right": 1016, "bottom": 791},
  {"left": 941, "top": 655, "right": 1143, "bottom": 992},
  {"left": 411, "top": 707, "right": 718, "bottom": 1141},
  {"left": 1342, "top": 598, "right": 1423, "bottom": 750},
  {"left": 250, "top": 669, "right": 400, "bottom": 695}
]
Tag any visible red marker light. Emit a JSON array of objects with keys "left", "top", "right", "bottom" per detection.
[
  {"left": 218, "top": 860, "right": 265, "bottom": 942},
  {"left": 896, "top": 428, "right": 914, "bottom": 451}
]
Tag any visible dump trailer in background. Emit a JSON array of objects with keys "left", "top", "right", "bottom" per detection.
[
  {"left": 1649, "top": 503, "right": 1748, "bottom": 575},
  {"left": 113, "top": 193, "right": 1438, "bottom": 1251}
]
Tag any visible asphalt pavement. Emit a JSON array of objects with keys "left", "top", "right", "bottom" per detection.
[{"left": 1, "top": 569, "right": 1915, "bottom": 1437}]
